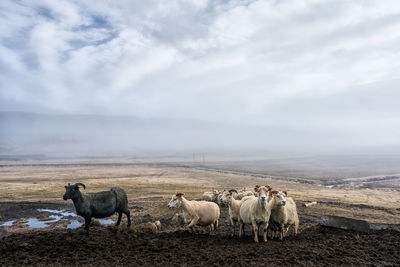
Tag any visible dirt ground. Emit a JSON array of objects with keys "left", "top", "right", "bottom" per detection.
[
  {"left": 0, "top": 162, "right": 399, "bottom": 266},
  {"left": 1, "top": 198, "right": 399, "bottom": 266}
]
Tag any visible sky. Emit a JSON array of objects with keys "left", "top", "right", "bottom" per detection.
[{"left": 1, "top": 0, "right": 400, "bottom": 154}]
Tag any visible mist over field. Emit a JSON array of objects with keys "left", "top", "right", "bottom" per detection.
[{"left": 1, "top": 111, "right": 400, "bottom": 162}]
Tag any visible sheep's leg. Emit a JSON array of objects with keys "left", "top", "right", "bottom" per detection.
[
  {"left": 188, "top": 217, "right": 199, "bottom": 227},
  {"left": 187, "top": 217, "right": 199, "bottom": 233},
  {"left": 252, "top": 221, "right": 259, "bottom": 243},
  {"left": 284, "top": 226, "right": 289, "bottom": 236},
  {"left": 209, "top": 223, "right": 214, "bottom": 235},
  {"left": 125, "top": 210, "right": 131, "bottom": 227},
  {"left": 116, "top": 212, "right": 122, "bottom": 226},
  {"left": 280, "top": 223, "right": 284, "bottom": 240},
  {"left": 85, "top": 217, "right": 91, "bottom": 236},
  {"left": 263, "top": 222, "right": 268, "bottom": 242},
  {"left": 267, "top": 225, "right": 273, "bottom": 239},
  {"left": 231, "top": 219, "right": 235, "bottom": 237},
  {"left": 239, "top": 222, "right": 244, "bottom": 237}
]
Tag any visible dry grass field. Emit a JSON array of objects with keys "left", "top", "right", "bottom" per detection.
[{"left": 0, "top": 162, "right": 399, "bottom": 223}]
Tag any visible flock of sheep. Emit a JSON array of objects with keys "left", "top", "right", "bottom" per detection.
[
  {"left": 63, "top": 183, "right": 299, "bottom": 242},
  {"left": 168, "top": 185, "right": 299, "bottom": 243}
]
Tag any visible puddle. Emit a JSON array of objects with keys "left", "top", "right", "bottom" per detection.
[
  {"left": 26, "top": 215, "right": 63, "bottom": 229},
  {"left": 1, "top": 220, "right": 15, "bottom": 227},
  {"left": 26, "top": 218, "right": 51, "bottom": 228},
  {"left": 37, "top": 208, "right": 77, "bottom": 217},
  {"left": 96, "top": 218, "right": 114, "bottom": 225},
  {"left": 3, "top": 208, "right": 116, "bottom": 229},
  {"left": 67, "top": 220, "right": 83, "bottom": 229}
]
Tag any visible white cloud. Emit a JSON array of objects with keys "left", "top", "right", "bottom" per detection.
[{"left": 1, "top": 0, "right": 400, "bottom": 147}]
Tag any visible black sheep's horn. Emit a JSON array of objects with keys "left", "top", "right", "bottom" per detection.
[{"left": 74, "top": 183, "right": 86, "bottom": 190}]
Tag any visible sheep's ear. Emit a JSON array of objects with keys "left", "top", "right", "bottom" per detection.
[
  {"left": 254, "top": 187, "right": 259, "bottom": 192},
  {"left": 271, "top": 190, "right": 278, "bottom": 196},
  {"left": 265, "top": 185, "right": 271, "bottom": 190},
  {"left": 176, "top": 193, "right": 184, "bottom": 197},
  {"left": 283, "top": 191, "right": 287, "bottom": 196}
]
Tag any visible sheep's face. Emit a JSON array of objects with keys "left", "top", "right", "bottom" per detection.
[
  {"left": 255, "top": 186, "right": 270, "bottom": 204},
  {"left": 167, "top": 193, "right": 183, "bottom": 209},
  {"left": 219, "top": 190, "right": 229, "bottom": 204},
  {"left": 213, "top": 190, "right": 220, "bottom": 197},
  {"left": 63, "top": 184, "right": 79, "bottom": 200},
  {"left": 271, "top": 191, "right": 287, "bottom": 206}
]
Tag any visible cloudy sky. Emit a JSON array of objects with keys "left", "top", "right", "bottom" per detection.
[{"left": 1, "top": 0, "right": 400, "bottom": 151}]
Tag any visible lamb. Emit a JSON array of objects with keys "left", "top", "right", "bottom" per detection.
[
  {"left": 216, "top": 190, "right": 226, "bottom": 206},
  {"left": 219, "top": 189, "right": 238, "bottom": 202},
  {"left": 63, "top": 183, "right": 131, "bottom": 235},
  {"left": 136, "top": 221, "right": 162, "bottom": 234},
  {"left": 269, "top": 190, "right": 299, "bottom": 240},
  {"left": 168, "top": 193, "right": 220, "bottom": 234},
  {"left": 171, "top": 212, "right": 190, "bottom": 226},
  {"left": 220, "top": 189, "right": 241, "bottom": 236},
  {"left": 238, "top": 185, "right": 272, "bottom": 242}
]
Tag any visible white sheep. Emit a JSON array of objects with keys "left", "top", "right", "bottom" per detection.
[
  {"left": 236, "top": 189, "right": 255, "bottom": 200},
  {"left": 220, "top": 189, "right": 241, "bottom": 236},
  {"left": 238, "top": 185, "right": 272, "bottom": 242},
  {"left": 269, "top": 190, "right": 299, "bottom": 240},
  {"left": 219, "top": 189, "right": 238, "bottom": 202},
  {"left": 168, "top": 193, "right": 220, "bottom": 234},
  {"left": 201, "top": 190, "right": 220, "bottom": 202}
]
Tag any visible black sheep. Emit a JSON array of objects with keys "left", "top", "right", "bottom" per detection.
[{"left": 63, "top": 183, "right": 131, "bottom": 235}]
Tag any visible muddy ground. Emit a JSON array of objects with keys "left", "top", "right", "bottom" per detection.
[{"left": 1, "top": 198, "right": 399, "bottom": 266}]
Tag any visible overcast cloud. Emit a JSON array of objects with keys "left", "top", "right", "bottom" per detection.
[{"left": 1, "top": 0, "right": 400, "bottom": 152}]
